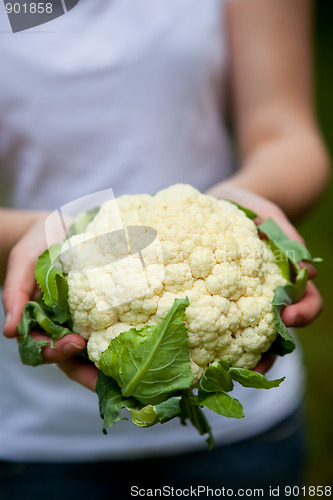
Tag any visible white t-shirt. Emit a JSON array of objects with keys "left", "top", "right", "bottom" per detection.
[{"left": 0, "top": 0, "right": 305, "bottom": 462}]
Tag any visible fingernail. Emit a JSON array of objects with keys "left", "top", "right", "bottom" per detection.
[
  {"left": 3, "top": 313, "right": 12, "bottom": 331},
  {"left": 63, "top": 342, "right": 84, "bottom": 355}
]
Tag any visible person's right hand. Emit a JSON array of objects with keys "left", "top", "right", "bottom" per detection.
[{"left": 2, "top": 217, "right": 92, "bottom": 381}]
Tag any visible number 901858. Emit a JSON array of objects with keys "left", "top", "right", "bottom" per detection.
[
  {"left": 5, "top": 3, "right": 53, "bottom": 14},
  {"left": 285, "top": 486, "right": 332, "bottom": 497}
]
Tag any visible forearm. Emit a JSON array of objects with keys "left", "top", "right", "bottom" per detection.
[
  {"left": 208, "top": 130, "right": 330, "bottom": 221},
  {"left": 221, "top": 0, "right": 331, "bottom": 221},
  {"left": 0, "top": 208, "right": 48, "bottom": 285}
]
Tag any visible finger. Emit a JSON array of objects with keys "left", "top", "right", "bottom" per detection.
[
  {"left": 253, "top": 354, "right": 277, "bottom": 374},
  {"left": 299, "top": 261, "right": 317, "bottom": 280},
  {"left": 281, "top": 281, "right": 323, "bottom": 327},
  {"left": 2, "top": 218, "right": 51, "bottom": 338},
  {"left": 57, "top": 358, "right": 98, "bottom": 391},
  {"left": 2, "top": 245, "right": 37, "bottom": 338},
  {"left": 30, "top": 332, "right": 86, "bottom": 362}
]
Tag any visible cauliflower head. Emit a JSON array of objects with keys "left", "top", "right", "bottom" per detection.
[{"left": 60, "top": 184, "right": 286, "bottom": 386}]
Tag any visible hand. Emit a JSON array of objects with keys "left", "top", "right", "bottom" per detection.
[
  {"left": 2, "top": 216, "right": 96, "bottom": 390},
  {"left": 206, "top": 185, "right": 323, "bottom": 374}
]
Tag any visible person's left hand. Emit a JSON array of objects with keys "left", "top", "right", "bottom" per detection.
[{"left": 205, "top": 185, "right": 323, "bottom": 374}]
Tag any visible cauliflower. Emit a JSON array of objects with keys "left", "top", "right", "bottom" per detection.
[
  {"left": 60, "top": 184, "right": 285, "bottom": 386},
  {"left": 18, "top": 183, "right": 319, "bottom": 444}
]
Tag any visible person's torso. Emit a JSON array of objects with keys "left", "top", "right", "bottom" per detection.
[
  {"left": 0, "top": 0, "right": 304, "bottom": 461},
  {"left": 0, "top": 0, "right": 232, "bottom": 209}
]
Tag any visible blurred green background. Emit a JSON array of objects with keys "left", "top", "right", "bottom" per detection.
[{"left": 296, "top": 0, "right": 333, "bottom": 486}]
